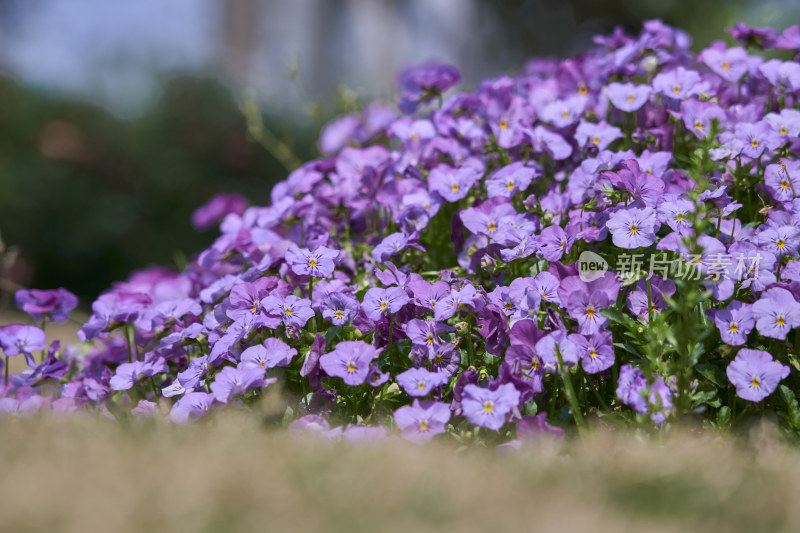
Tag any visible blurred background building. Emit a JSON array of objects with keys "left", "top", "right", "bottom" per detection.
[{"left": 0, "top": 0, "right": 797, "bottom": 308}]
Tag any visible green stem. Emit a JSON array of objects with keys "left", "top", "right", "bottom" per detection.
[
  {"left": 465, "top": 316, "right": 475, "bottom": 368},
  {"left": 126, "top": 324, "right": 136, "bottom": 363},
  {"left": 4, "top": 355, "right": 8, "bottom": 387},
  {"left": 556, "top": 345, "right": 586, "bottom": 436}
]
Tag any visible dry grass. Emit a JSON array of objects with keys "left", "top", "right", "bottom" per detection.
[{"left": 0, "top": 412, "right": 797, "bottom": 533}]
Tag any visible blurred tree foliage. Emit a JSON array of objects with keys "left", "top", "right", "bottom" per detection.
[{"left": 0, "top": 74, "right": 315, "bottom": 306}]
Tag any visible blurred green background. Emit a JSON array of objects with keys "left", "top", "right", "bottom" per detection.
[{"left": 0, "top": 0, "right": 797, "bottom": 308}]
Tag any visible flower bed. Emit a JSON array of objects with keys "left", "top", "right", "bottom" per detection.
[{"left": 4, "top": 20, "right": 800, "bottom": 445}]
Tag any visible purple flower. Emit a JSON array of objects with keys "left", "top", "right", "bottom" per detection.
[
  {"left": 752, "top": 287, "right": 800, "bottom": 340},
  {"left": 538, "top": 225, "right": 574, "bottom": 262},
  {"left": 210, "top": 365, "right": 270, "bottom": 403},
  {"left": 262, "top": 294, "right": 315, "bottom": 328},
  {"left": 393, "top": 400, "right": 451, "bottom": 443},
  {"left": 764, "top": 160, "right": 800, "bottom": 204},
  {"left": 0, "top": 325, "right": 46, "bottom": 367},
  {"left": 709, "top": 301, "right": 754, "bottom": 346},
  {"left": 680, "top": 99, "right": 726, "bottom": 139},
  {"left": 0, "top": 396, "right": 44, "bottom": 418},
  {"left": 698, "top": 44, "right": 752, "bottom": 82},
  {"left": 461, "top": 383, "right": 520, "bottom": 431},
  {"left": 320, "top": 292, "right": 360, "bottom": 325},
  {"left": 362, "top": 287, "right": 409, "bottom": 321},
  {"left": 759, "top": 59, "right": 800, "bottom": 92},
  {"left": 170, "top": 392, "right": 214, "bottom": 424},
  {"left": 486, "top": 162, "right": 539, "bottom": 198},
  {"left": 405, "top": 319, "right": 454, "bottom": 358},
  {"left": 574, "top": 121, "right": 623, "bottom": 151},
  {"left": 653, "top": 66, "right": 703, "bottom": 100},
  {"left": 428, "top": 162, "right": 484, "bottom": 202},
  {"left": 459, "top": 197, "right": 517, "bottom": 239},
  {"left": 605, "top": 206, "right": 657, "bottom": 249},
  {"left": 734, "top": 122, "right": 782, "bottom": 159},
  {"left": 396, "top": 367, "right": 449, "bottom": 397},
  {"left": 109, "top": 357, "right": 168, "bottom": 391},
  {"left": 372, "top": 232, "right": 423, "bottom": 264},
  {"left": 15, "top": 288, "right": 78, "bottom": 322},
  {"left": 535, "top": 330, "right": 580, "bottom": 369},
  {"left": 191, "top": 193, "right": 248, "bottom": 231},
  {"left": 407, "top": 279, "right": 450, "bottom": 313},
  {"left": 285, "top": 245, "right": 339, "bottom": 278},
  {"left": 132, "top": 400, "right": 159, "bottom": 417},
  {"left": 398, "top": 62, "right": 460, "bottom": 114},
  {"left": 436, "top": 283, "right": 479, "bottom": 321},
  {"left": 241, "top": 337, "right": 297, "bottom": 370},
  {"left": 319, "top": 341, "right": 378, "bottom": 386},
  {"left": 757, "top": 225, "right": 800, "bottom": 258},
  {"left": 606, "top": 82, "right": 651, "bottom": 112},
  {"left": 570, "top": 330, "right": 614, "bottom": 374},
  {"left": 616, "top": 365, "right": 674, "bottom": 423},
  {"left": 527, "top": 126, "right": 573, "bottom": 160},
  {"left": 727, "top": 349, "right": 790, "bottom": 402}
]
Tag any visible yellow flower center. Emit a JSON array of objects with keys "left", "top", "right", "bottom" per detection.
[
  {"left": 627, "top": 94, "right": 635, "bottom": 103},
  {"left": 589, "top": 350, "right": 598, "bottom": 359},
  {"left": 777, "top": 315, "right": 786, "bottom": 326},
  {"left": 751, "top": 376, "right": 760, "bottom": 388},
  {"left": 586, "top": 306, "right": 596, "bottom": 318},
  {"left": 334, "top": 310, "right": 344, "bottom": 319},
  {"left": 451, "top": 183, "right": 460, "bottom": 193},
  {"left": 672, "top": 85, "right": 681, "bottom": 94},
  {"left": 721, "top": 62, "right": 730, "bottom": 71},
  {"left": 284, "top": 306, "right": 293, "bottom": 316},
  {"left": 251, "top": 304, "right": 258, "bottom": 313},
  {"left": 629, "top": 223, "right": 639, "bottom": 234},
  {"left": 380, "top": 301, "right": 388, "bottom": 310},
  {"left": 410, "top": 133, "right": 420, "bottom": 141},
  {"left": 751, "top": 139, "right": 759, "bottom": 148},
  {"left": 562, "top": 111, "right": 570, "bottom": 119},
  {"left": 347, "top": 361, "right": 357, "bottom": 373},
  {"left": 578, "top": 83, "right": 588, "bottom": 95},
  {"left": 417, "top": 381, "right": 426, "bottom": 390},
  {"left": 592, "top": 136, "right": 600, "bottom": 145},
  {"left": 483, "top": 401, "right": 494, "bottom": 413},
  {"left": 504, "top": 302, "right": 513, "bottom": 310},
  {"left": 675, "top": 213, "right": 685, "bottom": 222},
  {"left": 435, "top": 355, "right": 444, "bottom": 364},
  {"left": 777, "top": 239, "right": 786, "bottom": 249},
  {"left": 781, "top": 126, "right": 788, "bottom": 135},
  {"left": 781, "top": 181, "right": 790, "bottom": 190},
  {"left": 488, "top": 222, "right": 497, "bottom": 232},
  {"left": 499, "top": 119, "right": 508, "bottom": 130},
  {"left": 506, "top": 180, "right": 515, "bottom": 191},
  {"left": 307, "top": 258, "right": 318, "bottom": 268},
  {"left": 729, "top": 322, "right": 738, "bottom": 333},
  {"left": 426, "top": 334, "right": 434, "bottom": 344},
  {"left": 419, "top": 420, "right": 429, "bottom": 431},
  {"left": 694, "top": 121, "right": 704, "bottom": 131}
]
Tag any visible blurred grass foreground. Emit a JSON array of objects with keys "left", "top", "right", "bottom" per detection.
[{"left": 0, "top": 413, "right": 798, "bottom": 532}]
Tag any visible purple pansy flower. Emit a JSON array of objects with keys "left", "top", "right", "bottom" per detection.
[
  {"left": 362, "top": 287, "right": 409, "bottom": 321},
  {"left": 398, "top": 62, "right": 461, "bottom": 114},
  {"left": 606, "top": 82, "right": 651, "bottom": 112},
  {"left": 727, "top": 349, "right": 790, "bottom": 402},
  {"left": 393, "top": 400, "right": 451, "bottom": 443},
  {"left": 319, "top": 341, "right": 378, "bottom": 386},
  {"left": 262, "top": 294, "right": 315, "bottom": 328},
  {"left": 170, "top": 392, "right": 215, "bottom": 424},
  {"left": 241, "top": 337, "right": 297, "bottom": 370},
  {"left": 320, "top": 292, "right": 360, "bottom": 325},
  {"left": 752, "top": 287, "right": 800, "bottom": 340},
  {"left": 486, "top": 162, "right": 539, "bottom": 198},
  {"left": 570, "top": 330, "right": 614, "bottom": 374},
  {"left": 285, "top": 245, "right": 339, "bottom": 278},
  {"left": 15, "top": 288, "right": 78, "bottom": 323},
  {"left": 396, "top": 367, "right": 450, "bottom": 397},
  {"left": 605, "top": 206, "right": 657, "bottom": 249},
  {"left": 210, "top": 365, "right": 271, "bottom": 403},
  {"left": 708, "top": 301, "right": 754, "bottom": 346},
  {"left": 0, "top": 325, "right": 47, "bottom": 367},
  {"left": 461, "top": 383, "right": 521, "bottom": 431}
]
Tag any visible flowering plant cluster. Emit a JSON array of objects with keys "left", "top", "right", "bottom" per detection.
[{"left": 4, "top": 21, "right": 800, "bottom": 444}]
